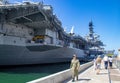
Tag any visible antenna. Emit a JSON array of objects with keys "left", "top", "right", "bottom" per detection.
[
  {"left": 70, "top": 26, "right": 74, "bottom": 34},
  {"left": 69, "top": 26, "right": 74, "bottom": 35}
]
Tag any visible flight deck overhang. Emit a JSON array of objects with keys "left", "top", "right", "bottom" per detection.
[{"left": 0, "top": 2, "right": 54, "bottom": 29}]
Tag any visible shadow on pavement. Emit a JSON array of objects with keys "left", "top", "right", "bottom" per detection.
[{"left": 78, "top": 78, "right": 91, "bottom": 81}]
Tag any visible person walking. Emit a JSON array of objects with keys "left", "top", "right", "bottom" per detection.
[
  {"left": 70, "top": 54, "right": 80, "bottom": 82},
  {"left": 108, "top": 56, "right": 113, "bottom": 68},
  {"left": 93, "top": 57, "right": 97, "bottom": 70},
  {"left": 96, "top": 55, "right": 102, "bottom": 74},
  {"left": 103, "top": 55, "right": 109, "bottom": 69}
]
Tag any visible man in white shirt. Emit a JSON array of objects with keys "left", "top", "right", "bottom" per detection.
[{"left": 103, "top": 55, "right": 109, "bottom": 69}]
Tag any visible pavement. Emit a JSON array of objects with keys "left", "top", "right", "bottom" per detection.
[
  {"left": 65, "top": 62, "right": 120, "bottom": 83},
  {"left": 109, "top": 64, "right": 120, "bottom": 83}
]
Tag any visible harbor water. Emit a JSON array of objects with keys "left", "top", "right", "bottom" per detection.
[{"left": 0, "top": 62, "right": 85, "bottom": 83}]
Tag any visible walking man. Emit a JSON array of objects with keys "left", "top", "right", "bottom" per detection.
[
  {"left": 103, "top": 55, "right": 109, "bottom": 69},
  {"left": 93, "top": 57, "right": 97, "bottom": 70},
  {"left": 108, "top": 56, "right": 113, "bottom": 68},
  {"left": 96, "top": 55, "right": 102, "bottom": 74},
  {"left": 70, "top": 54, "right": 80, "bottom": 82}
]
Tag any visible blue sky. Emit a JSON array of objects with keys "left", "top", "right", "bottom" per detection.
[{"left": 9, "top": 0, "right": 120, "bottom": 53}]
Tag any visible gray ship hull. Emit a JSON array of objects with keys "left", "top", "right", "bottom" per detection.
[{"left": 0, "top": 44, "right": 85, "bottom": 66}]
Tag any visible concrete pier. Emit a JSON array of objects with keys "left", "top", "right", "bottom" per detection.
[
  {"left": 26, "top": 62, "right": 93, "bottom": 83},
  {"left": 27, "top": 61, "right": 120, "bottom": 83},
  {"left": 66, "top": 61, "right": 120, "bottom": 83}
]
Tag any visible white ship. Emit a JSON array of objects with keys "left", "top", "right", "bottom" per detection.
[{"left": 0, "top": 1, "right": 88, "bottom": 66}]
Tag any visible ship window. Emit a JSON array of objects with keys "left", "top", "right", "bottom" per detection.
[
  {"left": 34, "top": 29, "right": 36, "bottom": 31},
  {"left": 14, "top": 40, "right": 16, "bottom": 43},
  {"left": 3, "top": 34, "right": 6, "bottom": 36},
  {"left": 29, "top": 32, "right": 33, "bottom": 35},
  {"left": 27, "top": 40, "right": 31, "bottom": 43}
]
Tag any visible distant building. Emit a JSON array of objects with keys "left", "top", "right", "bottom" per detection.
[{"left": 105, "top": 50, "right": 115, "bottom": 57}]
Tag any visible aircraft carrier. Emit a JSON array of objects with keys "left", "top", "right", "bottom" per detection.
[{"left": 0, "top": 0, "right": 104, "bottom": 66}]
